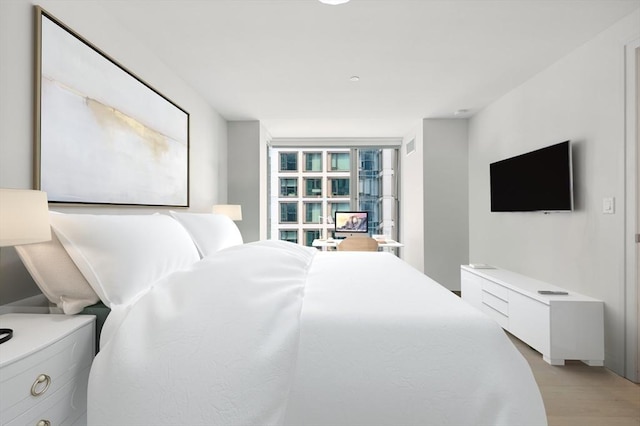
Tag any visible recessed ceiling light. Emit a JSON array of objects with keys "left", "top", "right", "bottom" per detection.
[
  {"left": 454, "top": 109, "right": 469, "bottom": 116},
  {"left": 350, "top": 76, "right": 360, "bottom": 82},
  {"left": 319, "top": 0, "right": 350, "bottom": 5}
]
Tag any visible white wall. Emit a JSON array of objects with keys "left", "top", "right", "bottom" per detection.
[
  {"left": 259, "top": 123, "right": 270, "bottom": 241},
  {"left": 0, "top": 0, "right": 227, "bottom": 304},
  {"left": 227, "top": 121, "right": 262, "bottom": 243},
  {"left": 423, "top": 119, "right": 469, "bottom": 290},
  {"left": 400, "top": 126, "right": 425, "bottom": 272},
  {"left": 468, "top": 10, "right": 640, "bottom": 375}
]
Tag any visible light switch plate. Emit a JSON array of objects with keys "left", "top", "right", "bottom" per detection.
[{"left": 603, "top": 197, "right": 615, "bottom": 214}]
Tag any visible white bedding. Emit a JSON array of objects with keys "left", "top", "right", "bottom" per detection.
[{"left": 88, "top": 241, "right": 547, "bottom": 426}]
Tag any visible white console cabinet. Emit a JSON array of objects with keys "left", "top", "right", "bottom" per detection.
[{"left": 461, "top": 266, "right": 604, "bottom": 366}]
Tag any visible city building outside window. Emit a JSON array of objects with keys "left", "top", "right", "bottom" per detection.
[
  {"left": 304, "top": 229, "right": 321, "bottom": 247},
  {"left": 304, "top": 152, "right": 322, "bottom": 172},
  {"left": 329, "top": 178, "right": 350, "bottom": 197},
  {"left": 304, "top": 178, "right": 322, "bottom": 197},
  {"left": 328, "top": 152, "right": 350, "bottom": 171},
  {"left": 269, "top": 146, "right": 398, "bottom": 250},
  {"left": 279, "top": 152, "right": 298, "bottom": 172},
  {"left": 280, "top": 178, "right": 298, "bottom": 197},
  {"left": 304, "top": 202, "right": 322, "bottom": 224},
  {"left": 280, "top": 202, "right": 298, "bottom": 223},
  {"left": 329, "top": 202, "right": 351, "bottom": 219},
  {"left": 280, "top": 230, "right": 298, "bottom": 243}
]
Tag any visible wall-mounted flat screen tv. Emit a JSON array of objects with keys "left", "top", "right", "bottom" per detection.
[{"left": 490, "top": 141, "right": 573, "bottom": 212}]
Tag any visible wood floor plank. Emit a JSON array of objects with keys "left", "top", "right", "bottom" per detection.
[
  {"left": 508, "top": 333, "right": 640, "bottom": 425},
  {"left": 547, "top": 416, "right": 640, "bottom": 426}
]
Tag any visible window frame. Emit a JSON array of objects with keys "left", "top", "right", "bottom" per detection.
[
  {"left": 279, "top": 151, "right": 298, "bottom": 172},
  {"left": 279, "top": 201, "right": 299, "bottom": 223}
]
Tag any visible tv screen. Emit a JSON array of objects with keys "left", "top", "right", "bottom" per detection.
[
  {"left": 490, "top": 141, "right": 573, "bottom": 212},
  {"left": 334, "top": 211, "right": 369, "bottom": 237}
]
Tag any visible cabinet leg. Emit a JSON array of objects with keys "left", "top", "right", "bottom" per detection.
[
  {"left": 581, "top": 359, "right": 604, "bottom": 366},
  {"left": 543, "top": 356, "right": 565, "bottom": 366}
]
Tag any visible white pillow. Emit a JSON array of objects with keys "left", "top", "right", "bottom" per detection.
[
  {"left": 49, "top": 212, "right": 199, "bottom": 308},
  {"left": 15, "top": 228, "right": 100, "bottom": 314},
  {"left": 169, "top": 211, "right": 243, "bottom": 257}
]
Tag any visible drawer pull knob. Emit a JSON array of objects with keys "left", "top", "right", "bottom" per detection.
[
  {"left": 36, "top": 420, "right": 51, "bottom": 426},
  {"left": 31, "top": 374, "right": 51, "bottom": 396}
]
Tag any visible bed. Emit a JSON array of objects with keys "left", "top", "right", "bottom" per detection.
[{"left": 16, "top": 211, "right": 547, "bottom": 426}]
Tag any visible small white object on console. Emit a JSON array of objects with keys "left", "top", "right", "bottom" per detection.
[{"left": 461, "top": 265, "right": 604, "bottom": 366}]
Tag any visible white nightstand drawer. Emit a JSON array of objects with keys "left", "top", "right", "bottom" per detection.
[
  {"left": 0, "top": 314, "right": 95, "bottom": 426},
  {"left": 6, "top": 366, "right": 90, "bottom": 426},
  {"left": 0, "top": 323, "right": 93, "bottom": 422}
]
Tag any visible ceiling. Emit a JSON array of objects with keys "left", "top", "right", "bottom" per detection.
[{"left": 97, "top": 0, "right": 639, "bottom": 138}]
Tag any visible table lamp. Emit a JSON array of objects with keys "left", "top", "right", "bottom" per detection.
[
  {"left": 0, "top": 189, "right": 51, "bottom": 344},
  {"left": 212, "top": 204, "right": 242, "bottom": 221}
]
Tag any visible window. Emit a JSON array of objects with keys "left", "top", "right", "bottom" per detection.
[
  {"left": 304, "top": 152, "right": 322, "bottom": 172},
  {"left": 304, "top": 229, "right": 321, "bottom": 247},
  {"left": 269, "top": 146, "right": 398, "bottom": 251},
  {"left": 328, "top": 152, "right": 350, "bottom": 171},
  {"left": 329, "top": 178, "right": 350, "bottom": 197},
  {"left": 280, "top": 202, "right": 298, "bottom": 223},
  {"left": 279, "top": 230, "right": 298, "bottom": 243},
  {"left": 280, "top": 152, "right": 297, "bottom": 172},
  {"left": 304, "top": 202, "right": 322, "bottom": 224},
  {"left": 360, "top": 150, "right": 380, "bottom": 171},
  {"left": 328, "top": 202, "right": 351, "bottom": 219},
  {"left": 304, "top": 178, "right": 322, "bottom": 197},
  {"left": 359, "top": 176, "right": 379, "bottom": 197},
  {"left": 279, "top": 178, "right": 298, "bottom": 197}
]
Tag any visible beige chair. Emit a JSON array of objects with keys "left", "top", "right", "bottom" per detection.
[{"left": 337, "top": 236, "right": 379, "bottom": 252}]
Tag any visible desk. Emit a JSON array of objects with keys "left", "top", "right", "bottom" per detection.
[{"left": 312, "top": 239, "right": 403, "bottom": 250}]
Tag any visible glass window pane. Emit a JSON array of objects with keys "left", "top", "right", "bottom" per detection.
[
  {"left": 279, "top": 230, "right": 298, "bottom": 243},
  {"left": 357, "top": 149, "right": 388, "bottom": 236},
  {"left": 304, "top": 178, "right": 322, "bottom": 197},
  {"left": 304, "top": 229, "right": 321, "bottom": 247},
  {"left": 329, "top": 152, "right": 350, "bottom": 171},
  {"left": 329, "top": 202, "right": 351, "bottom": 219},
  {"left": 304, "top": 202, "right": 322, "bottom": 223},
  {"left": 280, "top": 152, "right": 297, "bottom": 171},
  {"left": 280, "top": 202, "right": 298, "bottom": 223},
  {"left": 304, "top": 152, "right": 322, "bottom": 172},
  {"left": 279, "top": 178, "right": 298, "bottom": 197},
  {"left": 329, "top": 178, "right": 350, "bottom": 197}
]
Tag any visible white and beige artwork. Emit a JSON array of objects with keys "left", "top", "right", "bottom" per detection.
[{"left": 39, "top": 13, "right": 189, "bottom": 206}]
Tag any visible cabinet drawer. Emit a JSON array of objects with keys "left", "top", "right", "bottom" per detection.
[
  {"left": 481, "top": 279, "right": 509, "bottom": 300},
  {"left": 509, "top": 291, "right": 550, "bottom": 355},
  {"left": 481, "top": 303, "right": 509, "bottom": 329},
  {"left": 0, "top": 323, "right": 93, "bottom": 423},
  {"left": 6, "top": 366, "right": 90, "bottom": 426},
  {"left": 482, "top": 290, "right": 508, "bottom": 316},
  {"left": 461, "top": 271, "right": 483, "bottom": 309}
]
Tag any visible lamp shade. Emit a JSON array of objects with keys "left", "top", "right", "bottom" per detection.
[
  {"left": 212, "top": 204, "right": 242, "bottom": 221},
  {"left": 0, "top": 189, "right": 51, "bottom": 247}
]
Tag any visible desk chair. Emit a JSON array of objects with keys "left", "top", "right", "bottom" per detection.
[{"left": 337, "top": 236, "right": 379, "bottom": 252}]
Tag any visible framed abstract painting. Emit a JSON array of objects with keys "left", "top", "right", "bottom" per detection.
[{"left": 35, "top": 7, "right": 190, "bottom": 207}]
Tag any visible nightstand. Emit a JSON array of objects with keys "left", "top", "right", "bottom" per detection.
[{"left": 0, "top": 314, "right": 95, "bottom": 426}]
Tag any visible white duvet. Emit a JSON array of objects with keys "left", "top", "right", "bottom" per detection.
[{"left": 89, "top": 241, "right": 547, "bottom": 426}]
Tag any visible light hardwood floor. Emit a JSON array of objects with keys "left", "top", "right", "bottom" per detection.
[{"left": 509, "top": 334, "right": 640, "bottom": 426}]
